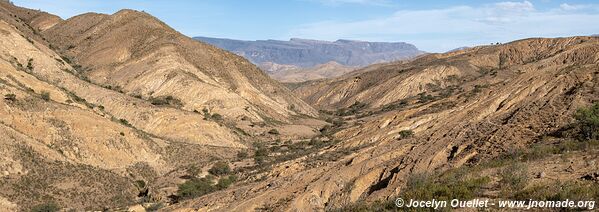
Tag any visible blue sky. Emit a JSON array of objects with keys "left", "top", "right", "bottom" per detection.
[{"left": 12, "top": 0, "right": 599, "bottom": 52}]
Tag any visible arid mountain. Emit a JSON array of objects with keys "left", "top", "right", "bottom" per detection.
[
  {"left": 168, "top": 36, "right": 599, "bottom": 211},
  {"left": 194, "top": 36, "right": 425, "bottom": 73},
  {"left": 41, "top": 10, "right": 316, "bottom": 124},
  {"left": 0, "top": 2, "right": 325, "bottom": 211},
  {"left": 1, "top": 1, "right": 598, "bottom": 212}
]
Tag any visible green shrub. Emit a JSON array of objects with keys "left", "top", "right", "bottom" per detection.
[
  {"left": 40, "top": 91, "right": 50, "bottom": 101},
  {"left": 185, "top": 165, "right": 200, "bottom": 177},
  {"left": 26, "top": 58, "right": 34, "bottom": 71},
  {"left": 574, "top": 103, "right": 599, "bottom": 140},
  {"left": 67, "top": 92, "right": 86, "bottom": 103},
  {"left": 335, "top": 101, "right": 368, "bottom": 116},
  {"left": 208, "top": 161, "right": 231, "bottom": 176},
  {"left": 216, "top": 175, "right": 237, "bottom": 189},
  {"left": 119, "top": 119, "right": 131, "bottom": 126},
  {"left": 499, "top": 163, "right": 529, "bottom": 194},
  {"left": 522, "top": 143, "right": 557, "bottom": 161},
  {"left": 134, "top": 180, "right": 146, "bottom": 189},
  {"left": 211, "top": 113, "right": 223, "bottom": 120},
  {"left": 402, "top": 170, "right": 490, "bottom": 201},
  {"left": 417, "top": 93, "right": 435, "bottom": 103},
  {"left": 268, "top": 129, "right": 280, "bottom": 135},
  {"left": 30, "top": 202, "right": 60, "bottom": 212},
  {"left": 177, "top": 176, "right": 216, "bottom": 199},
  {"left": 254, "top": 146, "right": 269, "bottom": 157},
  {"left": 513, "top": 181, "right": 599, "bottom": 201},
  {"left": 398, "top": 130, "right": 414, "bottom": 139},
  {"left": 149, "top": 95, "right": 183, "bottom": 107},
  {"left": 4, "top": 93, "right": 16, "bottom": 101}
]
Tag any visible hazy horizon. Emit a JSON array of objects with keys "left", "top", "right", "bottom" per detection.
[{"left": 11, "top": 0, "right": 599, "bottom": 52}]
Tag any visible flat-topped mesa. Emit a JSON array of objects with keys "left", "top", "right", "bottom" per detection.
[{"left": 195, "top": 36, "right": 425, "bottom": 69}]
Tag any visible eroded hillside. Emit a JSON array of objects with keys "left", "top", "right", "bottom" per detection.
[
  {"left": 41, "top": 9, "right": 316, "bottom": 124},
  {"left": 1, "top": 1, "right": 598, "bottom": 211},
  {"left": 169, "top": 37, "right": 599, "bottom": 211},
  {"left": 0, "top": 2, "right": 324, "bottom": 211}
]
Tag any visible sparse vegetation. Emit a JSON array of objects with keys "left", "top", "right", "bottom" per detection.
[
  {"left": 119, "top": 119, "right": 132, "bottom": 127},
  {"left": 398, "top": 130, "right": 414, "bottom": 139},
  {"left": 177, "top": 175, "right": 216, "bottom": 199},
  {"left": 102, "top": 84, "right": 124, "bottom": 93},
  {"left": 40, "top": 91, "right": 50, "bottom": 101},
  {"left": 331, "top": 168, "right": 492, "bottom": 211},
  {"left": 216, "top": 175, "right": 237, "bottom": 189},
  {"left": 211, "top": 113, "right": 223, "bottom": 121},
  {"left": 26, "top": 58, "right": 34, "bottom": 71},
  {"left": 134, "top": 180, "right": 146, "bottom": 189},
  {"left": 4, "top": 93, "right": 16, "bottom": 101},
  {"left": 200, "top": 109, "right": 224, "bottom": 121},
  {"left": 470, "top": 84, "right": 489, "bottom": 95},
  {"left": 208, "top": 161, "right": 231, "bottom": 176},
  {"left": 25, "top": 37, "right": 34, "bottom": 44},
  {"left": 237, "top": 151, "right": 248, "bottom": 159},
  {"left": 499, "top": 163, "right": 529, "bottom": 195},
  {"left": 512, "top": 181, "right": 599, "bottom": 201},
  {"left": 30, "top": 202, "right": 60, "bottom": 212},
  {"left": 177, "top": 174, "right": 237, "bottom": 200},
  {"left": 335, "top": 101, "right": 368, "bottom": 116},
  {"left": 402, "top": 170, "right": 491, "bottom": 202},
  {"left": 253, "top": 143, "right": 269, "bottom": 165},
  {"left": 268, "top": 128, "right": 280, "bottom": 135},
  {"left": 67, "top": 92, "right": 85, "bottom": 103},
  {"left": 185, "top": 165, "right": 200, "bottom": 177},
  {"left": 417, "top": 92, "right": 434, "bottom": 103},
  {"left": 574, "top": 102, "right": 599, "bottom": 140},
  {"left": 149, "top": 95, "right": 183, "bottom": 107},
  {"left": 381, "top": 99, "right": 409, "bottom": 112}
]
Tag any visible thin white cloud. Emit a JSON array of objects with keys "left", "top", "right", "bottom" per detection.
[
  {"left": 307, "top": 0, "right": 392, "bottom": 6},
  {"left": 288, "top": 1, "right": 599, "bottom": 52},
  {"left": 494, "top": 0, "right": 534, "bottom": 12},
  {"left": 558, "top": 3, "right": 596, "bottom": 11}
]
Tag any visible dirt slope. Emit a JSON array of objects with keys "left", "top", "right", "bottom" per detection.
[
  {"left": 0, "top": 2, "right": 320, "bottom": 210},
  {"left": 42, "top": 9, "right": 316, "bottom": 123},
  {"left": 169, "top": 37, "right": 599, "bottom": 211}
]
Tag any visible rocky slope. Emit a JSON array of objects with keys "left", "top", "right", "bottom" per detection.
[
  {"left": 194, "top": 36, "right": 424, "bottom": 73},
  {"left": 42, "top": 10, "right": 316, "bottom": 123},
  {"left": 169, "top": 36, "right": 599, "bottom": 211},
  {"left": 0, "top": 2, "right": 323, "bottom": 211},
  {"left": 1, "top": 1, "right": 598, "bottom": 211}
]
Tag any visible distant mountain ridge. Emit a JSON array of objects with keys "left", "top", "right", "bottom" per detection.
[{"left": 194, "top": 36, "right": 425, "bottom": 70}]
